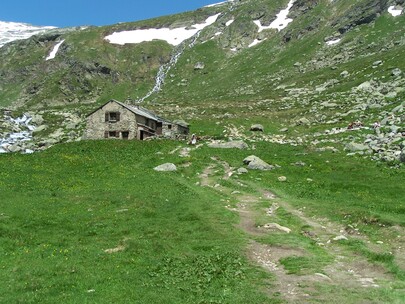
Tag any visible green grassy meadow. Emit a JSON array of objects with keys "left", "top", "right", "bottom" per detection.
[{"left": 1, "top": 138, "right": 404, "bottom": 303}]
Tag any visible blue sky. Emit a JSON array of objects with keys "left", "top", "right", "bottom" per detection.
[{"left": 1, "top": 0, "right": 224, "bottom": 27}]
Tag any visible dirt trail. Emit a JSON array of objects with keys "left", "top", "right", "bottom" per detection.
[{"left": 198, "top": 158, "right": 393, "bottom": 302}]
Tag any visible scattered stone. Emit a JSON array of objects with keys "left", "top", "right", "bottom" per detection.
[
  {"left": 30, "top": 114, "right": 44, "bottom": 125},
  {"left": 266, "top": 203, "right": 279, "bottom": 216},
  {"left": 345, "top": 142, "right": 369, "bottom": 152},
  {"left": 372, "top": 60, "right": 383, "bottom": 67},
  {"left": 104, "top": 245, "right": 125, "bottom": 254},
  {"left": 296, "top": 117, "right": 311, "bottom": 126},
  {"left": 357, "top": 81, "right": 372, "bottom": 90},
  {"left": 208, "top": 140, "right": 248, "bottom": 149},
  {"left": 391, "top": 68, "right": 402, "bottom": 77},
  {"left": 243, "top": 155, "right": 274, "bottom": 170},
  {"left": 340, "top": 70, "right": 349, "bottom": 78},
  {"left": 154, "top": 163, "right": 177, "bottom": 172},
  {"left": 278, "top": 176, "right": 287, "bottom": 182},
  {"left": 262, "top": 223, "right": 291, "bottom": 233},
  {"left": 250, "top": 124, "right": 264, "bottom": 132},
  {"left": 333, "top": 235, "right": 348, "bottom": 241},
  {"left": 237, "top": 167, "right": 248, "bottom": 174},
  {"left": 194, "top": 62, "right": 205, "bottom": 70}
]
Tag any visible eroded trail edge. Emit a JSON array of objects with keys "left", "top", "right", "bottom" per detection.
[{"left": 198, "top": 157, "right": 397, "bottom": 302}]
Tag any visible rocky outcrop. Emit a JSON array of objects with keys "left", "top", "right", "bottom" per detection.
[{"left": 332, "top": 0, "right": 389, "bottom": 34}]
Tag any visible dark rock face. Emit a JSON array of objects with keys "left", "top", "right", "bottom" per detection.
[
  {"left": 400, "top": 152, "right": 405, "bottom": 163},
  {"left": 332, "top": 0, "right": 389, "bottom": 34}
]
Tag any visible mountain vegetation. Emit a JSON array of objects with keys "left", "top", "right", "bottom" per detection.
[{"left": 0, "top": 0, "right": 404, "bottom": 302}]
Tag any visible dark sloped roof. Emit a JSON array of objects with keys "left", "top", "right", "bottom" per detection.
[
  {"left": 87, "top": 99, "right": 188, "bottom": 127},
  {"left": 87, "top": 99, "right": 163, "bottom": 122}
]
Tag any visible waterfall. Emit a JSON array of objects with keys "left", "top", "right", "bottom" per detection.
[{"left": 137, "top": 24, "right": 204, "bottom": 103}]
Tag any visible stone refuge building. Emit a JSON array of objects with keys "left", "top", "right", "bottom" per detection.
[{"left": 85, "top": 99, "right": 189, "bottom": 140}]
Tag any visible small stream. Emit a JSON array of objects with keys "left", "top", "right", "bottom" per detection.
[{"left": 0, "top": 112, "right": 36, "bottom": 154}]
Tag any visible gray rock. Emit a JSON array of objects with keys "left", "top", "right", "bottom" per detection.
[
  {"left": 208, "top": 141, "right": 248, "bottom": 149},
  {"left": 279, "top": 128, "right": 289, "bottom": 132},
  {"left": 372, "top": 60, "right": 383, "bottom": 67},
  {"left": 357, "top": 81, "right": 372, "bottom": 91},
  {"left": 345, "top": 142, "right": 369, "bottom": 152},
  {"left": 296, "top": 117, "right": 310, "bottom": 125},
  {"left": 262, "top": 223, "right": 291, "bottom": 233},
  {"left": 400, "top": 152, "right": 405, "bottom": 163},
  {"left": 154, "top": 163, "right": 177, "bottom": 172},
  {"left": 385, "top": 92, "right": 397, "bottom": 98},
  {"left": 8, "top": 144, "right": 22, "bottom": 153},
  {"left": 33, "top": 125, "right": 48, "bottom": 135},
  {"left": 49, "top": 128, "right": 64, "bottom": 139},
  {"left": 333, "top": 235, "right": 348, "bottom": 241},
  {"left": 237, "top": 167, "right": 248, "bottom": 174},
  {"left": 340, "top": 70, "right": 349, "bottom": 78},
  {"left": 65, "top": 122, "right": 77, "bottom": 130},
  {"left": 243, "top": 155, "right": 274, "bottom": 170},
  {"left": 392, "top": 68, "right": 402, "bottom": 77},
  {"left": 30, "top": 114, "right": 44, "bottom": 125},
  {"left": 194, "top": 62, "right": 205, "bottom": 70},
  {"left": 250, "top": 124, "right": 264, "bottom": 132},
  {"left": 278, "top": 176, "right": 287, "bottom": 182}
]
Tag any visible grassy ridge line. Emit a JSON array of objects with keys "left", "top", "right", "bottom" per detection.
[{"left": 0, "top": 140, "right": 273, "bottom": 303}]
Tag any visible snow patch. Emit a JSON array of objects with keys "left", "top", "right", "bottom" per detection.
[
  {"left": 205, "top": 0, "right": 234, "bottom": 7},
  {"left": 46, "top": 39, "right": 65, "bottom": 61},
  {"left": 268, "top": 0, "right": 296, "bottom": 31},
  {"left": 226, "top": 19, "right": 234, "bottom": 27},
  {"left": 326, "top": 38, "right": 341, "bottom": 46},
  {"left": 248, "top": 39, "right": 266, "bottom": 48},
  {"left": 105, "top": 14, "right": 221, "bottom": 46},
  {"left": 388, "top": 6, "right": 403, "bottom": 17},
  {"left": 253, "top": 0, "right": 296, "bottom": 32}
]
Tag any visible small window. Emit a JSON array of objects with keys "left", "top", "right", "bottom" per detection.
[
  {"left": 109, "top": 131, "right": 119, "bottom": 138},
  {"left": 168, "top": 124, "right": 172, "bottom": 130},
  {"left": 105, "top": 112, "right": 120, "bottom": 122}
]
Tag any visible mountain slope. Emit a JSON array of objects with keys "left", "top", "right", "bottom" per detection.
[{"left": 0, "top": 0, "right": 404, "bottom": 163}]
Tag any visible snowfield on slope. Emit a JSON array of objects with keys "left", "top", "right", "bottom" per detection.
[
  {"left": 0, "top": 21, "right": 56, "bottom": 48},
  {"left": 46, "top": 40, "right": 65, "bottom": 60},
  {"left": 388, "top": 5, "right": 403, "bottom": 16},
  {"left": 105, "top": 14, "right": 221, "bottom": 46}
]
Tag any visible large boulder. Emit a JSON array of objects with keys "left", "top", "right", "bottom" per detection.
[
  {"left": 154, "top": 163, "right": 177, "bottom": 172},
  {"left": 208, "top": 141, "right": 248, "bottom": 149},
  {"left": 243, "top": 155, "right": 274, "bottom": 170}
]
